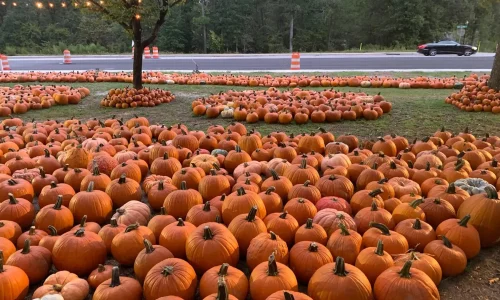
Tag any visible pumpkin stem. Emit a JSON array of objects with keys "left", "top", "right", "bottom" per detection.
[
  {"left": 50, "top": 181, "right": 58, "bottom": 188},
  {"left": 374, "top": 240, "right": 385, "bottom": 256},
  {"left": 370, "top": 201, "right": 379, "bottom": 211},
  {"left": 270, "top": 169, "right": 280, "bottom": 181},
  {"left": 279, "top": 211, "right": 288, "bottom": 219},
  {"left": 305, "top": 218, "right": 314, "bottom": 229},
  {"left": 74, "top": 228, "right": 85, "bottom": 237},
  {"left": 237, "top": 187, "right": 246, "bottom": 196},
  {"left": 398, "top": 260, "right": 413, "bottom": 278},
  {"left": 125, "top": 223, "right": 139, "bottom": 233},
  {"left": 338, "top": 223, "right": 351, "bottom": 236},
  {"left": 308, "top": 242, "right": 319, "bottom": 252},
  {"left": 215, "top": 215, "right": 222, "bottom": 223},
  {"left": 97, "top": 264, "right": 105, "bottom": 272},
  {"left": 442, "top": 235, "right": 453, "bottom": 248},
  {"left": 270, "top": 231, "right": 277, "bottom": 240},
  {"left": 369, "top": 188, "right": 383, "bottom": 197},
  {"left": 378, "top": 178, "right": 388, "bottom": 184},
  {"left": 161, "top": 266, "right": 174, "bottom": 276},
  {"left": 202, "top": 201, "right": 211, "bottom": 212},
  {"left": 86, "top": 181, "right": 95, "bottom": 192},
  {"left": 409, "top": 199, "right": 424, "bottom": 209},
  {"left": 333, "top": 256, "right": 349, "bottom": 276},
  {"left": 118, "top": 174, "right": 127, "bottom": 184},
  {"left": 371, "top": 163, "right": 378, "bottom": 170},
  {"left": 0, "top": 251, "right": 3, "bottom": 272},
  {"left": 79, "top": 215, "right": 88, "bottom": 227},
  {"left": 246, "top": 206, "right": 258, "bottom": 222},
  {"left": 412, "top": 219, "right": 422, "bottom": 230},
  {"left": 48, "top": 225, "right": 58, "bottom": 236},
  {"left": 159, "top": 207, "right": 167, "bottom": 215},
  {"left": 458, "top": 214, "right": 471, "bottom": 227},
  {"left": 303, "top": 180, "right": 311, "bottom": 187},
  {"left": 176, "top": 218, "right": 185, "bottom": 226},
  {"left": 235, "top": 145, "right": 242, "bottom": 153},
  {"left": 43, "top": 148, "right": 51, "bottom": 157},
  {"left": 210, "top": 169, "right": 217, "bottom": 176},
  {"left": 300, "top": 158, "right": 307, "bottom": 169},
  {"left": 433, "top": 198, "right": 442, "bottom": 204},
  {"left": 369, "top": 222, "right": 391, "bottom": 236},
  {"left": 53, "top": 195, "right": 64, "bottom": 210},
  {"left": 425, "top": 162, "right": 431, "bottom": 171},
  {"left": 21, "top": 239, "right": 31, "bottom": 254},
  {"left": 7, "top": 193, "right": 18, "bottom": 204},
  {"left": 389, "top": 161, "right": 397, "bottom": 169},
  {"left": 265, "top": 187, "right": 276, "bottom": 195},
  {"left": 446, "top": 183, "right": 456, "bottom": 194},
  {"left": 109, "top": 266, "right": 121, "bottom": 287},
  {"left": 110, "top": 218, "right": 118, "bottom": 227},
  {"left": 180, "top": 181, "right": 187, "bottom": 190},
  {"left": 485, "top": 185, "right": 498, "bottom": 199},
  {"left": 92, "top": 164, "right": 101, "bottom": 176},
  {"left": 492, "top": 159, "right": 498, "bottom": 167},
  {"left": 143, "top": 239, "right": 155, "bottom": 254},
  {"left": 266, "top": 253, "right": 279, "bottom": 276},
  {"left": 203, "top": 226, "right": 214, "bottom": 240},
  {"left": 218, "top": 263, "right": 229, "bottom": 276},
  {"left": 215, "top": 276, "right": 230, "bottom": 300}
]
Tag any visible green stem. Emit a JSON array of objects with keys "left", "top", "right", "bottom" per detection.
[
  {"left": 203, "top": 201, "right": 211, "bottom": 212},
  {"left": 203, "top": 226, "right": 213, "bottom": 240},
  {"left": 125, "top": 223, "right": 139, "bottom": 233},
  {"left": 143, "top": 239, "right": 155, "bottom": 254},
  {"left": 267, "top": 253, "right": 279, "bottom": 276},
  {"left": 246, "top": 206, "right": 258, "bottom": 222},
  {"left": 109, "top": 266, "right": 121, "bottom": 287},
  {"left": 369, "top": 188, "right": 383, "bottom": 197},
  {"left": 442, "top": 236, "right": 453, "bottom": 248},
  {"left": 265, "top": 187, "right": 276, "bottom": 194},
  {"left": 412, "top": 219, "right": 422, "bottom": 230},
  {"left": 458, "top": 214, "right": 471, "bottom": 227},
  {"left": 369, "top": 222, "right": 391, "bottom": 236},
  {"left": 374, "top": 240, "right": 384, "bottom": 256},
  {"left": 308, "top": 242, "right": 318, "bottom": 252},
  {"left": 305, "top": 218, "right": 314, "bottom": 229},
  {"left": 176, "top": 218, "right": 185, "bottom": 226},
  {"left": 333, "top": 256, "right": 349, "bottom": 276},
  {"left": 21, "top": 239, "right": 31, "bottom": 254},
  {"left": 409, "top": 199, "right": 424, "bottom": 209},
  {"left": 398, "top": 260, "right": 413, "bottom": 278},
  {"left": 7, "top": 193, "right": 18, "bottom": 204},
  {"left": 48, "top": 225, "right": 58, "bottom": 236},
  {"left": 53, "top": 196, "right": 63, "bottom": 210},
  {"left": 218, "top": 263, "right": 229, "bottom": 276}
]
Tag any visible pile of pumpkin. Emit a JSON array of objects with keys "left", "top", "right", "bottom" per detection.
[
  {"left": 445, "top": 80, "right": 500, "bottom": 113},
  {"left": 0, "top": 85, "right": 90, "bottom": 116},
  {"left": 1, "top": 116, "right": 500, "bottom": 300},
  {"left": 0, "top": 70, "right": 487, "bottom": 89},
  {"left": 192, "top": 88, "right": 392, "bottom": 123},
  {"left": 100, "top": 87, "right": 175, "bottom": 108}
]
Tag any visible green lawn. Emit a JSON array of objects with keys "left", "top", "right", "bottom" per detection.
[{"left": 1, "top": 80, "right": 498, "bottom": 140}]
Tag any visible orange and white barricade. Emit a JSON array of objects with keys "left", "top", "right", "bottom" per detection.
[
  {"left": 152, "top": 47, "right": 159, "bottom": 59},
  {"left": 63, "top": 50, "right": 72, "bottom": 64},
  {"left": 291, "top": 52, "right": 300, "bottom": 70},
  {"left": 0, "top": 55, "right": 10, "bottom": 71},
  {"left": 144, "top": 47, "right": 151, "bottom": 59}
]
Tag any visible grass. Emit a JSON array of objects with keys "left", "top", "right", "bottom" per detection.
[
  {"left": 1, "top": 80, "right": 499, "bottom": 140},
  {"left": 195, "top": 71, "right": 477, "bottom": 79}
]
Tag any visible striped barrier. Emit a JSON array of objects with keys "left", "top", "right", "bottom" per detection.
[
  {"left": 63, "top": 50, "right": 72, "bottom": 64},
  {"left": 291, "top": 52, "right": 300, "bottom": 70}
]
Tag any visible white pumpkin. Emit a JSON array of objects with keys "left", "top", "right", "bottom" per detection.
[
  {"left": 360, "top": 80, "right": 372, "bottom": 88},
  {"left": 166, "top": 79, "right": 175, "bottom": 84},
  {"left": 454, "top": 178, "right": 495, "bottom": 195},
  {"left": 33, "top": 295, "right": 64, "bottom": 300},
  {"left": 221, "top": 109, "right": 234, "bottom": 118}
]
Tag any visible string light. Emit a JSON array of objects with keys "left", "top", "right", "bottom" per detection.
[
  {"left": 12, "top": 2, "right": 16, "bottom": 5},
  {"left": 1, "top": 1, "right": 5, "bottom": 5},
  {"left": 61, "top": 2, "right": 66, "bottom": 6},
  {"left": 48, "top": 3, "right": 54, "bottom": 7},
  {"left": 86, "top": 1, "right": 91, "bottom": 6},
  {"left": 35, "top": 2, "right": 43, "bottom": 8},
  {"left": 99, "top": 0, "right": 104, "bottom": 4},
  {"left": 74, "top": 2, "right": 78, "bottom": 6},
  {"left": 135, "top": 14, "right": 141, "bottom": 19}
]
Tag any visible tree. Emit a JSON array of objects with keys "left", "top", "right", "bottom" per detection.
[
  {"left": 78, "top": 0, "right": 186, "bottom": 88},
  {"left": 486, "top": 0, "right": 500, "bottom": 90}
]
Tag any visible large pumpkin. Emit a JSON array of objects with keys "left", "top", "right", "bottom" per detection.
[{"left": 249, "top": 253, "right": 298, "bottom": 300}]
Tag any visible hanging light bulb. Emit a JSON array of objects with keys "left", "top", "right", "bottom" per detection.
[
  {"left": 74, "top": 2, "right": 78, "bottom": 6},
  {"left": 49, "top": 3, "right": 54, "bottom": 7},
  {"left": 1, "top": 1, "right": 6, "bottom": 5},
  {"left": 61, "top": 2, "right": 66, "bottom": 7},
  {"left": 135, "top": 14, "right": 141, "bottom": 19},
  {"left": 99, "top": 0, "right": 104, "bottom": 4},
  {"left": 12, "top": 2, "right": 17, "bottom": 6},
  {"left": 36, "top": 2, "right": 43, "bottom": 8}
]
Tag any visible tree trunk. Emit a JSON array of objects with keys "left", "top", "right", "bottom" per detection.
[
  {"left": 289, "top": 15, "right": 294, "bottom": 53},
  {"left": 132, "top": 19, "right": 143, "bottom": 90},
  {"left": 201, "top": 0, "right": 207, "bottom": 54},
  {"left": 489, "top": 43, "right": 500, "bottom": 91}
]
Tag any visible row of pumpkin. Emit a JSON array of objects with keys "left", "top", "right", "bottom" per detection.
[
  {"left": 0, "top": 116, "right": 499, "bottom": 299},
  {"left": 0, "top": 85, "right": 91, "bottom": 116},
  {"left": 0, "top": 71, "right": 488, "bottom": 89},
  {"left": 445, "top": 80, "right": 500, "bottom": 113},
  {"left": 191, "top": 88, "right": 392, "bottom": 122}
]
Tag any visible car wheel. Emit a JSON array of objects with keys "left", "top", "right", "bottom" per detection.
[
  {"left": 464, "top": 49, "right": 472, "bottom": 56},
  {"left": 429, "top": 49, "right": 437, "bottom": 56},
  {"left": 457, "top": 53, "right": 463, "bottom": 56}
]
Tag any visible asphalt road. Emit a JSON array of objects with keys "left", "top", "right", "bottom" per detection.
[{"left": 5, "top": 53, "right": 495, "bottom": 72}]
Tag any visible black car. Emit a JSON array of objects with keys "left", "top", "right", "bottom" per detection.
[{"left": 417, "top": 41, "right": 478, "bottom": 56}]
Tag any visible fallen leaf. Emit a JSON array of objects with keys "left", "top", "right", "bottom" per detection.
[{"left": 488, "top": 278, "right": 499, "bottom": 285}]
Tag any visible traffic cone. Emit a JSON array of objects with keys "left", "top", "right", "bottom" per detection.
[
  {"left": 63, "top": 50, "right": 72, "bottom": 64},
  {"left": 0, "top": 55, "right": 10, "bottom": 71},
  {"left": 144, "top": 47, "right": 151, "bottom": 59},
  {"left": 152, "top": 47, "right": 159, "bottom": 59},
  {"left": 291, "top": 52, "right": 300, "bottom": 70}
]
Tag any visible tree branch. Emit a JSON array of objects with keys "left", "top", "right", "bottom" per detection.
[{"left": 140, "top": 0, "right": 184, "bottom": 48}]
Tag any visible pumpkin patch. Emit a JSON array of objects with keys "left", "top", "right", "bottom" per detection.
[
  {"left": 0, "top": 115, "right": 499, "bottom": 299},
  {"left": 100, "top": 87, "right": 175, "bottom": 108}
]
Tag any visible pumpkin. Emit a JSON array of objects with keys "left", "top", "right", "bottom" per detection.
[
  {"left": 105, "top": 174, "right": 142, "bottom": 207},
  {"left": 186, "top": 223, "right": 239, "bottom": 273},
  {"left": 315, "top": 196, "right": 352, "bottom": 215},
  {"left": 0, "top": 178, "right": 34, "bottom": 203},
  {"left": 199, "top": 169, "right": 231, "bottom": 201},
  {"left": 294, "top": 218, "right": 328, "bottom": 245},
  {"left": 426, "top": 182, "right": 469, "bottom": 212},
  {"left": 373, "top": 260, "right": 439, "bottom": 300},
  {"left": 227, "top": 206, "right": 267, "bottom": 256},
  {"left": 134, "top": 239, "right": 174, "bottom": 284},
  {"left": 393, "top": 252, "right": 442, "bottom": 286},
  {"left": 394, "top": 219, "right": 436, "bottom": 252},
  {"left": 266, "top": 290, "right": 312, "bottom": 300},
  {"left": 224, "top": 145, "right": 252, "bottom": 174},
  {"left": 419, "top": 198, "right": 456, "bottom": 228},
  {"left": 435, "top": 214, "right": 480, "bottom": 259},
  {"left": 263, "top": 211, "right": 299, "bottom": 246},
  {"left": 33, "top": 270, "right": 89, "bottom": 300},
  {"left": 362, "top": 222, "right": 409, "bottom": 255},
  {"left": 246, "top": 231, "right": 289, "bottom": 271},
  {"left": 38, "top": 181, "right": 75, "bottom": 208},
  {"left": 261, "top": 169, "right": 293, "bottom": 201},
  {"left": 249, "top": 253, "right": 298, "bottom": 300},
  {"left": 354, "top": 201, "right": 395, "bottom": 234},
  {"left": 222, "top": 187, "right": 266, "bottom": 225},
  {"left": 35, "top": 195, "right": 74, "bottom": 234},
  {"left": 93, "top": 266, "right": 143, "bottom": 300},
  {"left": 315, "top": 175, "right": 354, "bottom": 200},
  {"left": 392, "top": 199, "right": 426, "bottom": 224},
  {"left": 366, "top": 178, "right": 397, "bottom": 199},
  {"left": 6, "top": 239, "right": 52, "bottom": 283},
  {"left": 308, "top": 256, "right": 373, "bottom": 300},
  {"left": 52, "top": 228, "right": 107, "bottom": 276},
  {"left": 283, "top": 158, "right": 320, "bottom": 186},
  {"left": 148, "top": 207, "right": 177, "bottom": 241},
  {"left": 312, "top": 208, "right": 357, "bottom": 237},
  {"left": 423, "top": 236, "right": 467, "bottom": 277},
  {"left": 350, "top": 188, "right": 385, "bottom": 215},
  {"left": 202, "top": 277, "right": 238, "bottom": 300},
  {"left": 147, "top": 180, "right": 178, "bottom": 211},
  {"left": 64, "top": 168, "right": 91, "bottom": 192},
  {"left": 199, "top": 263, "right": 249, "bottom": 300},
  {"left": 356, "top": 164, "right": 385, "bottom": 190},
  {"left": 88, "top": 264, "right": 113, "bottom": 289},
  {"left": 159, "top": 218, "right": 196, "bottom": 259},
  {"left": 457, "top": 186, "right": 500, "bottom": 247},
  {"left": 111, "top": 223, "right": 156, "bottom": 266},
  {"left": 283, "top": 198, "right": 317, "bottom": 226},
  {"left": 289, "top": 241, "right": 333, "bottom": 283},
  {"left": 454, "top": 178, "right": 495, "bottom": 195},
  {"left": 258, "top": 187, "right": 283, "bottom": 215},
  {"left": 16, "top": 226, "right": 47, "bottom": 248},
  {"left": 81, "top": 164, "right": 112, "bottom": 191},
  {"left": 31, "top": 168, "right": 57, "bottom": 196},
  {"left": 326, "top": 223, "right": 362, "bottom": 265},
  {"left": 69, "top": 181, "right": 113, "bottom": 225},
  {"left": 143, "top": 258, "right": 198, "bottom": 300},
  {"left": 355, "top": 240, "right": 394, "bottom": 285},
  {"left": 0, "top": 193, "right": 35, "bottom": 230}
]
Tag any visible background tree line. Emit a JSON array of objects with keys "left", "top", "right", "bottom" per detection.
[{"left": 0, "top": 0, "right": 499, "bottom": 55}]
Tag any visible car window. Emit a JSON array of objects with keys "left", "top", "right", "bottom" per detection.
[{"left": 438, "top": 41, "right": 458, "bottom": 45}]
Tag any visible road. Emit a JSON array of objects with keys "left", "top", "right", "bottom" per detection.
[{"left": 5, "top": 52, "right": 495, "bottom": 72}]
